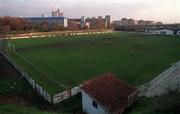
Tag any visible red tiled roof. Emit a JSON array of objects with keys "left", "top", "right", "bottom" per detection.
[{"left": 81, "top": 73, "right": 137, "bottom": 113}]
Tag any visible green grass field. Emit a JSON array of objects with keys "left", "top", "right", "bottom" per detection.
[{"left": 7, "top": 32, "right": 180, "bottom": 95}]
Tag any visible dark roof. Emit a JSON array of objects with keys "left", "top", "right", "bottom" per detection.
[{"left": 81, "top": 73, "right": 137, "bottom": 113}]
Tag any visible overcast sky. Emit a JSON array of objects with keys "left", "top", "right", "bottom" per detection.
[{"left": 0, "top": 0, "right": 180, "bottom": 23}]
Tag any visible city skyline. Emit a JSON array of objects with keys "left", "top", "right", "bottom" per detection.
[{"left": 0, "top": 0, "right": 180, "bottom": 24}]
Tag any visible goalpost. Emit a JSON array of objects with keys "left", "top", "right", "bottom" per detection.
[{"left": 8, "top": 42, "right": 16, "bottom": 52}]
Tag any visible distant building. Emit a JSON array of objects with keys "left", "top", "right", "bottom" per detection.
[
  {"left": 138, "top": 20, "right": 146, "bottom": 26},
  {"left": 52, "top": 8, "right": 64, "bottom": 17},
  {"left": 121, "top": 18, "right": 129, "bottom": 26},
  {"left": 105, "top": 15, "right": 111, "bottom": 29},
  {"left": 25, "top": 17, "right": 68, "bottom": 28},
  {"left": 98, "top": 16, "right": 103, "bottom": 19},
  {"left": 177, "top": 30, "right": 180, "bottom": 35},
  {"left": 145, "top": 21, "right": 154, "bottom": 26},
  {"left": 25, "top": 8, "right": 67, "bottom": 28},
  {"left": 85, "top": 22, "right": 90, "bottom": 29},
  {"left": 112, "top": 20, "right": 121, "bottom": 26},
  {"left": 68, "top": 18, "right": 82, "bottom": 30},
  {"left": 81, "top": 73, "right": 138, "bottom": 114},
  {"left": 69, "top": 15, "right": 110, "bottom": 29},
  {"left": 159, "top": 29, "right": 174, "bottom": 35},
  {"left": 145, "top": 28, "right": 180, "bottom": 35},
  {"left": 111, "top": 20, "right": 121, "bottom": 29},
  {"left": 128, "top": 19, "right": 135, "bottom": 26},
  {"left": 86, "top": 17, "right": 99, "bottom": 29},
  {"left": 81, "top": 16, "right": 86, "bottom": 28},
  {"left": 155, "top": 22, "right": 163, "bottom": 25}
]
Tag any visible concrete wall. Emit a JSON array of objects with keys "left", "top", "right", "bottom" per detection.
[
  {"left": 53, "top": 86, "right": 81, "bottom": 103},
  {"left": 82, "top": 90, "right": 109, "bottom": 114},
  {"left": 138, "top": 61, "right": 180, "bottom": 97},
  {"left": 127, "top": 91, "right": 138, "bottom": 107}
]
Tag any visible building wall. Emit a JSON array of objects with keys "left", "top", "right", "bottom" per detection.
[
  {"left": 121, "top": 18, "right": 128, "bottom": 26},
  {"left": 82, "top": 91, "right": 109, "bottom": 114},
  {"left": 64, "top": 18, "right": 68, "bottom": 27},
  {"left": 159, "top": 29, "right": 174, "bottom": 35},
  {"left": 52, "top": 9, "right": 63, "bottom": 17},
  {"left": 138, "top": 20, "right": 146, "bottom": 26},
  {"left": 81, "top": 16, "right": 86, "bottom": 28},
  {"left": 26, "top": 17, "right": 67, "bottom": 27},
  {"left": 128, "top": 19, "right": 135, "bottom": 26},
  {"left": 127, "top": 91, "right": 138, "bottom": 107},
  {"left": 145, "top": 29, "right": 175, "bottom": 35},
  {"left": 177, "top": 30, "right": 180, "bottom": 35},
  {"left": 105, "top": 15, "right": 110, "bottom": 29},
  {"left": 145, "top": 30, "right": 160, "bottom": 34}
]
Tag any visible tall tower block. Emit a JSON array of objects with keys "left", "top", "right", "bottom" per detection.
[{"left": 105, "top": 15, "right": 111, "bottom": 29}]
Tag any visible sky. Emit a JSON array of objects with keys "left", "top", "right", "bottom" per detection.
[{"left": 0, "top": 0, "right": 180, "bottom": 23}]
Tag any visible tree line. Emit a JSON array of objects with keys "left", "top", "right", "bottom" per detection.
[
  {"left": 0, "top": 16, "right": 108, "bottom": 35},
  {"left": 0, "top": 16, "right": 30, "bottom": 33}
]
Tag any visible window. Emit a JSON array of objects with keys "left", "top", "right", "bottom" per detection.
[{"left": 92, "top": 100, "right": 98, "bottom": 109}]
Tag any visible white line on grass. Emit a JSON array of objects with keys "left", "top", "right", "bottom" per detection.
[{"left": 13, "top": 51, "right": 66, "bottom": 88}]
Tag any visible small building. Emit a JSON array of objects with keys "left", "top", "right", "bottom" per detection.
[
  {"left": 145, "top": 28, "right": 180, "bottom": 35},
  {"left": 81, "top": 73, "right": 138, "bottom": 114},
  {"left": 145, "top": 28, "right": 159, "bottom": 34},
  {"left": 176, "top": 30, "right": 180, "bottom": 35},
  {"left": 159, "top": 29, "right": 174, "bottom": 35}
]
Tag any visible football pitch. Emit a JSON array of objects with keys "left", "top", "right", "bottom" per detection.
[{"left": 7, "top": 32, "right": 180, "bottom": 95}]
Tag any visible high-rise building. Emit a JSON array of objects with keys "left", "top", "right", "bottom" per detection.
[
  {"left": 121, "top": 18, "right": 128, "bottom": 26},
  {"left": 145, "top": 21, "right": 154, "bottom": 26},
  {"left": 105, "top": 15, "right": 111, "bottom": 29},
  {"left": 128, "top": 19, "right": 135, "bottom": 26},
  {"left": 80, "top": 16, "right": 86, "bottom": 28},
  {"left": 137, "top": 20, "right": 146, "bottom": 26},
  {"left": 52, "top": 8, "right": 64, "bottom": 17}
]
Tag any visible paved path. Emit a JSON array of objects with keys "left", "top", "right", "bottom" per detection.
[{"left": 138, "top": 61, "right": 180, "bottom": 97}]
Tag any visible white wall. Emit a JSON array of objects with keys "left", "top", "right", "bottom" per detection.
[
  {"left": 82, "top": 90, "right": 109, "bottom": 114},
  {"left": 145, "top": 30, "right": 160, "bottom": 35},
  {"left": 159, "top": 29, "right": 174, "bottom": 35},
  {"left": 177, "top": 30, "right": 180, "bottom": 35},
  {"left": 145, "top": 29, "right": 174, "bottom": 35},
  {"left": 64, "top": 18, "right": 68, "bottom": 27}
]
